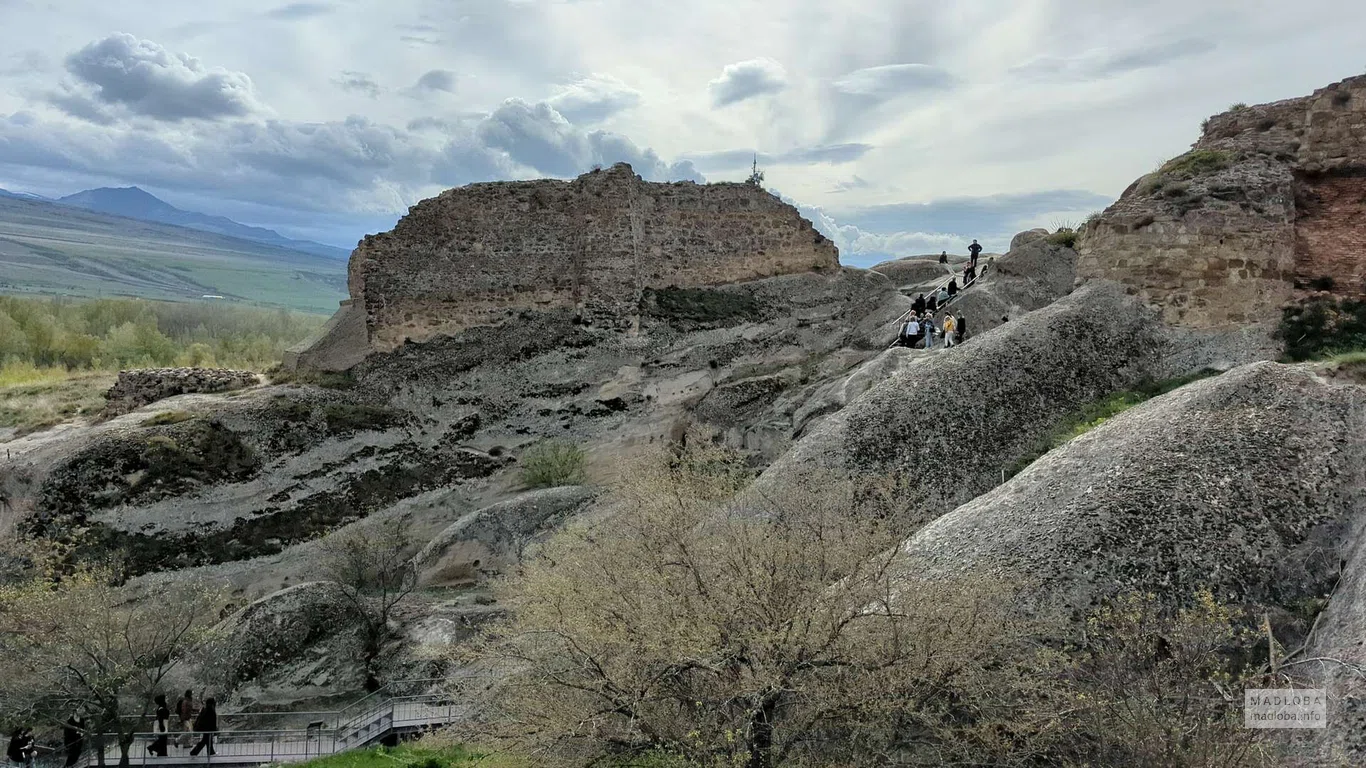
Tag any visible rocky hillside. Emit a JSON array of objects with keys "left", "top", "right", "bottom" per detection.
[{"left": 4, "top": 74, "right": 1366, "bottom": 764}]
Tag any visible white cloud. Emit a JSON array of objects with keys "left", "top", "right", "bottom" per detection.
[
  {"left": 547, "top": 73, "right": 642, "bottom": 124},
  {"left": 0, "top": 0, "right": 1364, "bottom": 249},
  {"left": 708, "top": 58, "right": 788, "bottom": 107}
]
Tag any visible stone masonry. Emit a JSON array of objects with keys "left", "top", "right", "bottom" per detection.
[
  {"left": 104, "top": 368, "right": 260, "bottom": 416},
  {"left": 286, "top": 163, "right": 839, "bottom": 370},
  {"left": 1079, "top": 74, "right": 1366, "bottom": 329}
]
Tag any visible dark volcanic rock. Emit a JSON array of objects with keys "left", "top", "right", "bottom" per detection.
[{"left": 104, "top": 368, "right": 259, "bottom": 415}]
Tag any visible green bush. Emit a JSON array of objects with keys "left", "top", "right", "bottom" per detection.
[
  {"left": 1277, "top": 295, "right": 1366, "bottom": 361},
  {"left": 1046, "top": 229, "right": 1079, "bottom": 248},
  {"left": 0, "top": 295, "right": 324, "bottom": 372},
  {"left": 518, "top": 440, "right": 587, "bottom": 488}
]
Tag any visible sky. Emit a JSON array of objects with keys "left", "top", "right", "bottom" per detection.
[{"left": 0, "top": 0, "right": 1363, "bottom": 267}]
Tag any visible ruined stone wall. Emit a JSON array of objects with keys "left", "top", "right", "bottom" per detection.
[
  {"left": 1080, "top": 74, "right": 1366, "bottom": 330},
  {"left": 1295, "top": 174, "right": 1366, "bottom": 295},
  {"left": 341, "top": 163, "right": 839, "bottom": 355}
]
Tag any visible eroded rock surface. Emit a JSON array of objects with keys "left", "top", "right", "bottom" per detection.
[{"left": 752, "top": 281, "right": 1164, "bottom": 533}]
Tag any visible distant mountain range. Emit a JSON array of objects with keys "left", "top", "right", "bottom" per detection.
[{"left": 0, "top": 185, "right": 349, "bottom": 261}]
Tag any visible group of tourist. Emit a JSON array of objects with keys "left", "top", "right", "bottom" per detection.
[
  {"left": 7, "top": 691, "right": 218, "bottom": 767},
  {"left": 897, "top": 308, "right": 968, "bottom": 349},
  {"left": 895, "top": 241, "right": 996, "bottom": 350}
]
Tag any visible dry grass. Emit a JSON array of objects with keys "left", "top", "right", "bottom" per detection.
[{"left": 0, "top": 365, "right": 115, "bottom": 434}]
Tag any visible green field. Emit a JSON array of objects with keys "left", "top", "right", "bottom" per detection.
[{"left": 0, "top": 197, "right": 348, "bottom": 314}]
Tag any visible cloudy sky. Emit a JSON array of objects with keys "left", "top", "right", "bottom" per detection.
[{"left": 0, "top": 0, "right": 1362, "bottom": 266}]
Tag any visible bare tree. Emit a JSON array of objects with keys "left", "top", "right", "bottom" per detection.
[
  {"left": 456, "top": 444, "right": 1044, "bottom": 768},
  {"left": 318, "top": 517, "right": 418, "bottom": 691},
  {"left": 0, "top": 557, "right": 222, "bottom": 767}
]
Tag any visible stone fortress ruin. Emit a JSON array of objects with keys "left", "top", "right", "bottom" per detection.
[
  {"left": 286, "top": 162, "right": 840, "bottom": 371},
  {"left": 1080, "top": 74, "right": 1366, "bottom": 329}
]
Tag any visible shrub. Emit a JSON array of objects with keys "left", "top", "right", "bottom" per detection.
[
  {"left": 1229, "top": 102, "right": 1249, "bottom": 111},
  {"left": 1047, "top": 229, "right": 1080, "bottom": 248},
  {"left": 1277, "top": 295, "right": 1366, "bottom": 361},
  {"left": 517, "top": 440, "right": 587, "bottom": 488}
]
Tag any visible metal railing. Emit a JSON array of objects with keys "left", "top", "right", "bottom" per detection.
[
  {"left": 887, "top": 263, "right": 988, "bottom": 347},
  {"left": 83, "top": 681, "right": 458, "bottom": 767}
]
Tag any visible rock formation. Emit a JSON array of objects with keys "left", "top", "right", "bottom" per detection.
[
  {"left": 1080, "top": 74, "right": 1366, "bottom": 332},
  {"left": 286, "top": 163, "right": 840, "bottom": 371},
  {"left": 751, "top": 281, "right": 1163, "bottom": 532},
  {"left": 104, "top": 367, "right": 260, "bottom": 416}
]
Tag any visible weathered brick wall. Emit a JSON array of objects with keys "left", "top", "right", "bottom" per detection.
[
  {"left": 1295, "top": 174, "right": 1366, "bottom": 295},
  {"left": 1080, "top": 74, "right": 1366, "bottom": 329},
  {"left": 346, "top": 163, "right": 839, "bottom": 353}
]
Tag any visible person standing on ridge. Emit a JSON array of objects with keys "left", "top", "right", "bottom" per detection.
[{"left": 969, "top": 239, "right": 983, "bottom": 269}]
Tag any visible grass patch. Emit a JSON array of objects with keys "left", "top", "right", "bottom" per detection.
[
  {"left": 0, "top": 368, "right": 114, "bottom": 433},
  {"left": 266, "top": 363, "right": 356, "bottom": 389},
  {"left": 142, "top": 410, "right": 194, "bottom": 427},
  {"left": 1159, "top": 149, "right": 1232, "bottom": 179},
  {"left": 291, "top": 743, "right": 527, "bottom": 768},
  {"left": 1007, "top": 369, "right": 1222, "bottom": 478},
  {"left": 518, "top": 440, "right": 587, "bottom": 488}
]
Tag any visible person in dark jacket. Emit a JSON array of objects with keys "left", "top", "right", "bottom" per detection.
[
  {"left": 955, "top": 312, "right": 969, "bottom": 343},
  {"left": 63, "top": 714, "right": 86, "bottom": 768},
  {"left": 938, "top": 250, "right": 948, "bottom": 264},
  {"left": 926, "top": 293, "right": 938, "bottom": 312},
  {"left": 946, "top": 278, "right": 959, "bottom": 299},
  {"left": 912, "top": 293, "right": 926, "bottom": 315},
  {"left": 150, "top": 694, "right": 170, "bottom": 757},
  {"left": 188, "top": 698, "right": 217, "bottom": 757},
  {"left": 8, "top": 728, "right": 36, "bottom": 768},
  {"left": 968, "top": 239, "right": 983, "bottom": 268}
]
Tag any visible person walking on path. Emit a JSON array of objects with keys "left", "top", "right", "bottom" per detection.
[
  {"left": 176, "top": 690, "right": 195, "bottom": 749},
  {"left": 969, "top": 239, "right": 983, "bottom": 269},
  {"left": 936, "top": 286, "right": 949, "bottom": 307},
  {"left": 188, "top": 698, "right": 217, "bottom": 757},
  {"left": 955, "top": 312, "right": 969, "bottom": 344},
  {"left": 926, "top": 293, "right": 938, "bottom": 313},
  {"left": 947, "top": 278, "right": 959, "bottom": 300},
  {"left": 943, "top": 314, "right": 957, "bottom": 347},
  {"left": 964, "top": 263, "right": 976, "bottom": 286},
  {"left": 913, "top": 293, "right": 926, "bottom": 315},
  {"left": 63, "top": 713, "right": 85, "bottom": 768},
  {"left": 923, "top": 315, "right": 936, "bottom": 349},
  {"left": 150, "top": 694, "right": 171, "bottom": 757}
]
